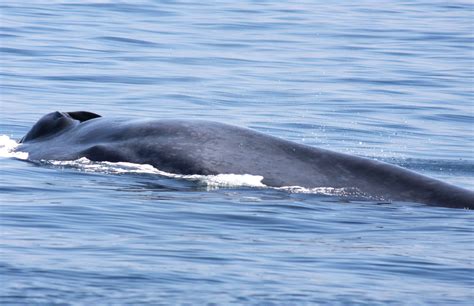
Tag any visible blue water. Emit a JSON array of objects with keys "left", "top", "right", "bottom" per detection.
[{"left": 1, "top": 1, "right": 473, "bottom": 304}]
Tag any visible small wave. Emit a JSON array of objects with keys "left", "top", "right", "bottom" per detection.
[
  {"left": 275, "top": 185, "right": 367, "bottom": 197},
  {"left": 45, "top": 157, "right": 266, "bottom": 189},
  {"left": 0, "top": 135, "right": 28, "bottom": 159},
  {"left": 44, "top": 158, "right": 364, "bottom": 196}
]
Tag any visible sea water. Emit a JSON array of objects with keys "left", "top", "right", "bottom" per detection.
[{"left": 1, "top": 1, "right": 473, "bottom": 304}]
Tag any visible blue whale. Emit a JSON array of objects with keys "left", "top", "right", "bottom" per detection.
[{"left": 16, "top": 111, "right": 474, "bottom": 209}]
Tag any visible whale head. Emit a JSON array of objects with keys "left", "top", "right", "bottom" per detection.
[{"left": 20, "top": 111, "right": 101, "bottom": 143}]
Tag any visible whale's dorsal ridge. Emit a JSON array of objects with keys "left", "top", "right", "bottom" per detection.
[{"left": 67, "top": 111, "right": 101, "bottom": 122}]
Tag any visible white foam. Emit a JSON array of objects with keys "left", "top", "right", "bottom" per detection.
[
  {"left": 46, "top": 158, "right": 360, "bottom": 195},
  {"left": 47, "top": 157, "right": 266, "bottom": 189},
  {"left": 275, "top": 185, "right": 364, "bottom": 197},
  {"left": 0, "top": 135, "right": 28, "bottom": 159}
]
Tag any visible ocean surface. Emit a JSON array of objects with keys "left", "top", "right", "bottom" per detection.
[{"left": 1, "top": 1, "right": 473, "bottom": 304}]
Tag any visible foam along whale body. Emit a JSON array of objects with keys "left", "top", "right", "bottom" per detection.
[{"left": 16, "top": 111, "right": 474, "bottom": 209}]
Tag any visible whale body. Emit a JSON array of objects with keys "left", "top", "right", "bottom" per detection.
[{"left": 16, "top": 111, "right": 474, "bottom": 209}]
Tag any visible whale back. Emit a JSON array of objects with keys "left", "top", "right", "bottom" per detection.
[{"left": 15, "top": 112, "right": 474, "bottom": 209}]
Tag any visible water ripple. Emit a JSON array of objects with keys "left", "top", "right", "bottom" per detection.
[{"left": 1, "top": 0, "right": 473, "bottom": 304}]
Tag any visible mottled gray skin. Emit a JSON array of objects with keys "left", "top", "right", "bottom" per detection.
[{"left": 16, "top": 111, "right": 474, "bottom": 209}]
